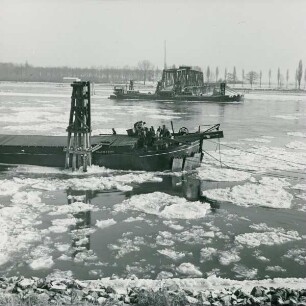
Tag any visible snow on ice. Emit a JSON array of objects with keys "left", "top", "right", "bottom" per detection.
[
  {"left": 287, "top": 132, "right": 306, "bottom": 138},
  {"left": 202, "top": 177, "right": 293, "bottom": 209},
  {"left": 157, "top": 249, "right": 185, "bottom": 261},
  {"left": 177, "top": 263, "right": 202, "bottom": 277},
  {"left": 205, "top": 147, "right": 306, "bottom": 172},
  {"left": 235, "top": 231, "right": 301, "bottom": 247},
  {"left": 197, "top": 165, "right": 251, "bottom": 182},
  {"left": 96, "top": 218, "right": 117, "bottom": 229},
  {"left": 286, "top": 141, "right": 306, "bottom": 150},
  {"left": 113, "top": 192, "right": 210, "bottom": 219}
]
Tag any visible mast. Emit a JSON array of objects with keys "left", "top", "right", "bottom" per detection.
[
  {"left": 164, "top": 40, "right": 167, "bottom": 69},
  {"left": 65, "top": 81, "right": 92, "bottom": 172}
]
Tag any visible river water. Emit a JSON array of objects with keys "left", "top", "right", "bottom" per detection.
[{"left": 0, "top": 82, "right": 305, "bottom": 281}]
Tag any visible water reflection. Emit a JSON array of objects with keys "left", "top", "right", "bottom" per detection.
[
  {"left": 67, "top": 189, "right": 93, "bottom": 258},
  {"left": 125, "top": 174, "right": 220, "bottom": 210}
]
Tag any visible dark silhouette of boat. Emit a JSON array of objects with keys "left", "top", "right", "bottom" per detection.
[
  {"left": 110, "top": 66, "right": 243, "bottom": 103},
  {"left": 0, "top": 81, "right": 224, "bottom": 172}
]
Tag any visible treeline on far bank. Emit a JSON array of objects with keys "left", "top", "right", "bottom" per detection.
[{"left": 0, "top": 62, "right": 162, "bottom": 84}]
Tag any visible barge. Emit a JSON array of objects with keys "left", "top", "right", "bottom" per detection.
[
  {"left": 0, "top": 81, "right": 224, "bottom": 172},
  {"left": 110, "top": 66, "right": 243, "bottom": 102}
]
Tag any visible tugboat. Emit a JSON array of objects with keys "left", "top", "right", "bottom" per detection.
[
  {"left": 110, "top": 66, "right": 243, "bottom": 102},
  {"left": 0, "top": 81, "right": 224, "bottom": 172}
]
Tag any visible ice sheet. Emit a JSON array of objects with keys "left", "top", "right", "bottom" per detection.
[
  {"left": 202, "top": 177, "right": 293, "bottom": 209},
  {"left": 177, "top": 263, "right": 202, "bottom": 277},
  {"left": 114, "top": 192, "right": 210, "bottom": 219},
  {"left": 235, "top": 231, "right": 301, "bottom": 247}
]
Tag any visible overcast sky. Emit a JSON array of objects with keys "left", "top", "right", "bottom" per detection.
[{"left": 1, "top": 0, "right": 306, "bottom": 76}]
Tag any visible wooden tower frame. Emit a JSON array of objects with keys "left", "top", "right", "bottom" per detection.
[{"left": 65, "top": 81, "right": 92, "bottom": 172}]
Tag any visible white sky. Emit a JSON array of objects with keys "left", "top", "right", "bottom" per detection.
[{"left": 1, "top": 0, "right": 306, "bottom": 77}]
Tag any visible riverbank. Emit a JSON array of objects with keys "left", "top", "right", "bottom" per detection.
[{"left": 0, "top": 276, "right": 305, "bottom": 305}]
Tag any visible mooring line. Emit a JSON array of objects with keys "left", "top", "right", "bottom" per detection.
[
  {"left": 202, "top": 141, "right": 306, "bottom": 181},
  {"left": 206, "top": 140, "right": 306, "bottom": 167}
]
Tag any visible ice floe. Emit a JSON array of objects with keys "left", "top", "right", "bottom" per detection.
[
  {"left": 74, "top": 250, "right": 98, "bottom": 263},
  {"left": 235, "top": 231, "right": 301, "bottom": 247},
  {"left": 286, "top": 141, "right": 306, "bottom": 150},
  {"left": 29, "top": 256, "right": 54, "bottom": 270},
  {"left": 0, "top": 190, "right": 46, "bottom": 266},
  {"left": 28, "top": 246, "right": 54, "bottom": 270},
  {"left": 108, "top": 237, "right": 143, "bottom": 259},
  {"left": 156, "top": 231, "right": 175, "bottom": 246},
  {"left": 197, "top": 165, "right": 251, "bottom": 182},
  {"left": 114, "top": 192, "right": 210, "bottom": 219},
  {"left": 0, "top": 179, "right": 23, "bottom": 196},
  {"left": 283, "top": 248, "right": 306, "bottom": 265},
  {"left": 242, "top": 138, "right": 271, "bottom": 143},
  {"left": 157, "top": 249, "right": 185, "bottom": 261},
  {"left": 266, "top": 266, "right": 286, "bottom": 272},
  {"left": 292, "top": 184, "right": 306, "bottom": 191},
  {"left": 200, "top": 247, "right": 218, "bottom": 262},
  {"left": 287, "top": 132, "right": 306, "bottom": 138},
  {"left": 218, "top": 250, "right": 241, "bottom": 266},
  {"left": 6, "top": 171, "right": 162, "bottom": 193},
  {"left": 49, "top": 217, "right": 78, "bottom": 233},
  {"left": 96, "top": 218, "right": 117, "bottom": 229},
  {"left": 54, "top": 243, "right": 70, "bottom": 252},
  {"left": 156, "top": 271, "right": 174, "bottom": 279},
  {"left": 163, "top": 220, "right": 184, "bottom": 231},
  {"left": 177, "top": 263, "right": 202, "bottom": 277},
  {"left": 202, "top": 177, "right": 293, "bottom": 209},
  {"left": 49, "top": 201, "right": 96, "bottom": 216},
  {"left": 232, "top": 264, "right": 258, "bottom": 279},
  {"left": 174, "top": 227, "right": 215, "bottom": 245},
  {"left": 123, "top": 216, "right": 145, "bottom": 223},
  {"left": 249, "top": 223, "right": 284, "bottom": 232},
  {"left": 205, "top": 147, "right": 306, "bottom": 172},
  {"left": 272, "top": 115, "right": 299, "bottom": 120}
]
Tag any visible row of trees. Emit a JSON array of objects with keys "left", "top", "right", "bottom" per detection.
[
  {"left": 1, "top": 60, "right": 305, "bottom": 89},
  {"left": 204, "top": 60, "right": 305, "bottom": 89},
  {"left": 0, "top": 60, "right": 160, "bottom": 84}
]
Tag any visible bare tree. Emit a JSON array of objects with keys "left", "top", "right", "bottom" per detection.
[
  {"left": 297, "top": 60, "right": 303, "bottom": 89},
  {"left": 286, "top": 69, "right": 289, "bottom": 88},
  {"left": 295, "top": 69, "right": 298, "bottom": 89},
  {"left": 206, "top": 66, "right": 211, "bottom": 83},
  {"left": 259, "top": 70, "right": 262, "bottom": 88},
  {"left": 268, "top": 69, "right": 271, "bottom": 88},
  {"left": 233, "top": 66, "right": 237, "bottom": 86},
  {"left": 215, "top": 67, "right": 219, "bottom": 82},
  {"left": 138, "top": 60, "right": 153, "bottom": 85},
  {"left": 242, "top": 69, "right": 245, "bottom": 87},
  {"left": 277, "top": 68, "right": 281, "bottom": 88},
  {"left": 279, "top": 74, "right": 284, "bottom": 88},
  {"left": 245, "top": 71, "right": 258, "bottom": 88},
  {"left": 224, "top": 68, "right": 227, "bottom": 82},
  {"left": 304, "top": 68, "right": 306, "bottom": 89}
]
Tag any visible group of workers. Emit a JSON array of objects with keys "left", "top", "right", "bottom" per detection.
[{"left": 133, "top": 121, "right": 172, "bottom": 148}]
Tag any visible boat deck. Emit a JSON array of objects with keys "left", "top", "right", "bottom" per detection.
[{"left": 0, "top": 134, "right": 138, "bottom": 148}]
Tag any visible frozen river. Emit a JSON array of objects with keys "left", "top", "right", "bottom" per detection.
[{"left": 0, "top": 82, "right": 305, "bottom": 281}]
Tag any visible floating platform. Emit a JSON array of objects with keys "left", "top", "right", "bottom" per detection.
[
  {"left": 110, "top": 66, "right": 244, "bottom": 103},
  {"left": 109, "top": 92, "right": 243, "bottom": 102}
]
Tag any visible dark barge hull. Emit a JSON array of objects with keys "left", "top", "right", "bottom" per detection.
[
  {"left": 0, "top": 134, "right": 216, "bottom": 171},
  {"left": 109, "top": 93, "right": 243, "bottom": 102}
]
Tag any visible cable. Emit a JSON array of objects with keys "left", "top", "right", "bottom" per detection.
[
  {"left": 206, "top": 140, "right": 306, "bottom": 167},
  {"left": 203, "top": 153, "right": 306, "bottom": 181},
  {"left": 203, "top": 143, "right": 306, "bottom": 181}
]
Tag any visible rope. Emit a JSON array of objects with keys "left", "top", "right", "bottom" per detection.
[
  {"left": 202, "top": 140, "right": 306, "bottom": 181},
  {"left": 206, "top": 140, "right": 306, "bottom": 167}
]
